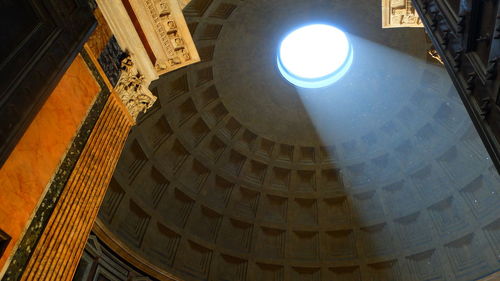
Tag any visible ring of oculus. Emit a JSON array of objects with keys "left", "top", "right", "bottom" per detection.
[{"left": 277, "top": 24, "right": 353, "bottom": 88}]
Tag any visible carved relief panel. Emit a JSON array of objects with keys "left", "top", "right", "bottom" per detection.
[
  {"left": 382, "top": 0, "right": 423, "bottom": 28},
  {"left": 124, "top": 0, "right": 200, "bottom": 75}
]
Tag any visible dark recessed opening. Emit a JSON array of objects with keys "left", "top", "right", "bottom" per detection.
[{"left": 0, "top": 228, "right": 11, "bottom": 258}]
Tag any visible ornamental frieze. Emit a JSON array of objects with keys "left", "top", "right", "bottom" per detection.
[
  {"left": 127, "top": 0, "right": 200, "bottom": 74},
  {"left": 382, "top": 0, "right": 423, "bottom": 28}
]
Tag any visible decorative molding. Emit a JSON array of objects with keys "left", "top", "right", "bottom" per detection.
[
  {"left": 412, "top": 0, "right": 500, "bottom": 173},
  {"left": 96, "top": 0, "right": 200, "bottom": 85},
  {"left": 92, "top": 219, "right": 181, "bottom": 281},
  {"left": 96, "top": 0, "right": 159, "bottom": 82},
  {"left": 382, "top": 0, "right": 423, "bottom": 28},
  {"left": 126, "top": 0, "right": 200, "bottom": 75},
  {"left": 115, "top": 55, "right": 158, "bottom": 121}
]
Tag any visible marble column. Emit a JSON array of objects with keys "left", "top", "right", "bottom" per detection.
[
  {"left": 18, "top": 52, "right": 148, "bottom": 281},
  {"left": 13, "top": 0, "right": 201, "bottom": 277}
]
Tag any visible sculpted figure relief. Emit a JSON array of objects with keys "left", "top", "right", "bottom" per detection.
[{"left": 115, "top": 55, "right": 158, "bottom": 120}]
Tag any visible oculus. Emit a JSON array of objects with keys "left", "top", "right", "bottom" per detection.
[{"left": 277, "top": 24, "right": 353, "bottom": 88}]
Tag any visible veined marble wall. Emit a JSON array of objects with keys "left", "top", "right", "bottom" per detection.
[{"left": 0, "top": 55, "right": 101, "bottom": 273}]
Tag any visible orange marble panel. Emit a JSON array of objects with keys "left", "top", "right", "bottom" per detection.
[{"left": 0, "top": 54, "right": 100, "bottom": 271}]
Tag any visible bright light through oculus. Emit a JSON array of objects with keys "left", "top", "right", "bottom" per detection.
[{"left": 277, "top": 24, "right": 353, "bottom": 88}]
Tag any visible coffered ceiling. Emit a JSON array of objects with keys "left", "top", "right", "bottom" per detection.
[{"left": 99, "top": 0, "right": 500, "bottom": 280}]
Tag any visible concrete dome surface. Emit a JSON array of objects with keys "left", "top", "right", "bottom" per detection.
[{"left": 99, "top": 0, "right": 500, "bottom": 280}]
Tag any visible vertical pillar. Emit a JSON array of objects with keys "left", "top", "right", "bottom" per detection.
[
  {"left": 18, "top": 52, "right": 155, "bottom": 281},
  {"left": 20, "top": 94, "right": 132, "bottom": 281},
  {"left": 9, "top": 0, "right": 200, "bottom": 278}
]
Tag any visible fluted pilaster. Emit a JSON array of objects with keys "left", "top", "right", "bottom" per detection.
[{"left": 20, "top": 92, "right": 133, "bottom": 281}]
